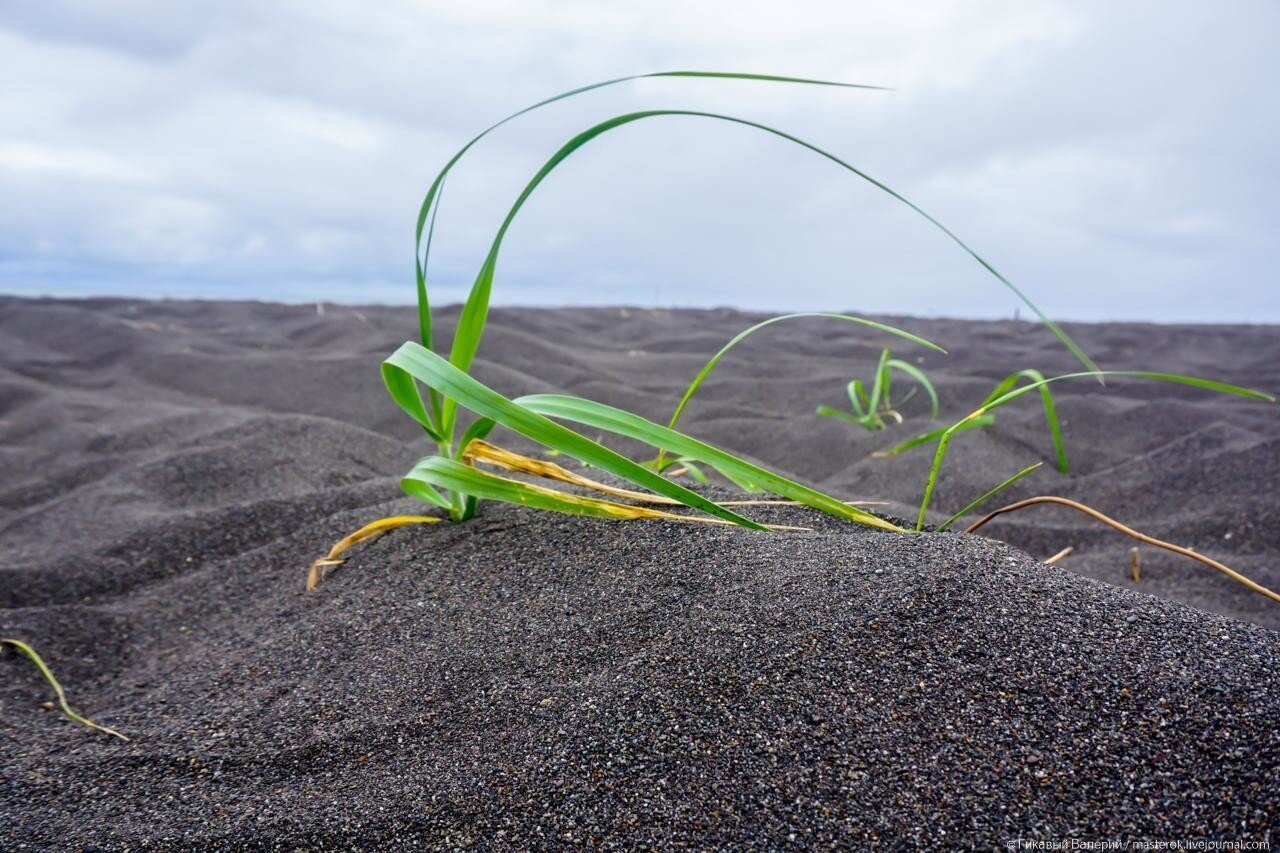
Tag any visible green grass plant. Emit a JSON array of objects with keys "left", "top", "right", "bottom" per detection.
[
  {"left": 307, "top": 70, "right": 1279, "bottom": 604},
  {"left": 391, "top": 69, "right": 1099, "bottom": 527},
  {"left": 817, "top": 348, "right": 940, "bottom": 431}
]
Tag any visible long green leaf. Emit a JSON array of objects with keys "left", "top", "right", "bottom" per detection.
[
  {"left": 442, "top": 108, "right": 1098, "bottom": 437},
  {"left": 383, "top": 360, "right": 443, "bottom": 442},
  {"left": 916, "top": 370, "right": 1275, "bottom": 530},
  {"left": 937, "top": 462, "right": 1042, "bottom": 532},
  {"left": 414, "top": 71, "right": 886, "bottom": 357},
  {"left": 516, "top": 393, "right": 904, "bottom": 532},
  {"left": 383, "top": 342, "right": 765, "bottom": 529}
]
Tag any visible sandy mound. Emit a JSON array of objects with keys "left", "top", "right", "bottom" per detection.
[{"left": 1, "top": 297, "right": 1276, "bottom": 847}]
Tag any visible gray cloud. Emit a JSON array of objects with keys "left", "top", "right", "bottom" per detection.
[{"left": 1, "top": 0, "right": 1276, "bottom": 321}]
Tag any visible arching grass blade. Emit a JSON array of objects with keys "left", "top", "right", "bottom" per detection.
[
  {"left": 884, "top": 356, "right": 939, "bottom": 419},
  {"left": 414, "top": 71, "right": 887, "bottom": 355},
  {"left": 980, "top": 369, "right": 1067, "bottom": 473},
  {"left": 665, "top": 312, "right": 944, "bottom": 439},
  {"left": 443, "top": 108, "right": 1097, "bottom": 436}
]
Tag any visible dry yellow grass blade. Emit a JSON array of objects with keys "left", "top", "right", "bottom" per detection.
[
  {"left": 308, "top": 464, "right": 817, "bottom": 590},
  {"left": 454, "top": 445, "right": 819, "bottom": 532},
  {"left": 464, "top": 444, "right": 890, "bottom": 515},
  {"left": 1044, "top": 546, "right": 1073, "bottom": 565},
  {"left": 307, "top": 515, "right": 443, "bottom": 590},
  {"left": 966, "top": 496, "right": 1280, "bottom": 603},
  {"left": 463, "top": 439, "right": 682, "bottom": 505}
]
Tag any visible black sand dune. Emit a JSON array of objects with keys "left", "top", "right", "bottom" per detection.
[{"left": 1, "top": 296, "right": 1277, "bottom": 848}]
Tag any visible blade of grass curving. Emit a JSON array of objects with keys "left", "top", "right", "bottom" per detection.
[
  {"left": 873, "top": 415, "right": 996, "bottom": 457},
  {"left": 862, "top": 349, "right": 890, "bottom": 426},
  {"left": 404, "top": 456, "right": 735, "bottom": 524},
  {"left": 517, "top": 393, "right": 905, "bottom": 532},
  {"left": 982, "top": 369, "right": 1067, "bottom": 473},
  {"left": 915, "top": 371, "right": 1275, "bottom": 530},
  {"left": 665, "top": 314, "right": 944, "bottom": 445},
  {"left": 417, "top": 173, "right": 447, "bottom": 425},
  {"left": 444, "top": 108, "right": 1094, "bottom": 434},
  {"left": 307, "top": 515, "right": 443, "bottom": 590},
  {"left": 885, "top": 357, "right": 939, "bottom": 419},
  {"left": 416, "top": 172, "right": 446, "bottom": 350},
  {"left": 383, "top": 342, "right": 765, "bottom": 529},
  {"left": 936, "top": 462, "right": 1042, "bottom": 532},
  {"left": 1, "top": 638, "right": 129, "bottom": 741},
  {"left": 416, "top": 71, "right": 888, "bottom": 265},
  {"left": 384, "top": 361, "right": 443, "bottom": 442},
  {"left": 414, "top": 72, "right": 886, "bottom": 362},
  {"left": 848, "top": 379, "right": 870, "bottom": 419}
]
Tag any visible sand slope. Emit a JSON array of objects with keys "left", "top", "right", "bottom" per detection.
[{"left": 1, "top": 297, "right": 1277, "bottom": 847}]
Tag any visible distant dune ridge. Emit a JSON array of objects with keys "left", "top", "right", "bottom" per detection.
[{"left": 1, "top": 297, "right": 1277, "bottom": 846}]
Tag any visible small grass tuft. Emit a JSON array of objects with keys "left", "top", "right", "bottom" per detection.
[{"left": 817, "top": 347, "right": 940, "bottom": 432}]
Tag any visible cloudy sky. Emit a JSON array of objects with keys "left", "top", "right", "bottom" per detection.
[{"left": 1, "top": 0, "right": 1276, "bottom": 321}]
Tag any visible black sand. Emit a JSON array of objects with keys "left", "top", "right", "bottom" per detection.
[{"left": 1, "top": 297, "right": 1277, "bottom": 848}]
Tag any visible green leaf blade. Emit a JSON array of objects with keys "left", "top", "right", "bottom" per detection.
[
  {"left": 383, "top": 342, "right": 766, "bottom": 530},
  {"left": 938, "top": 462, "right": 1043, "bottom": 532},
  {"left": 916, "top": 370, "right": 1276, "bottom": 529},
  {"left": 517, "top": 393, "right": 904, "bottom": 532},
  {"left": 444, "top": 107, "right": 1094, "bottom": 406}
]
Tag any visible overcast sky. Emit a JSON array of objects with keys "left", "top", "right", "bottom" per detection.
[{"left": 2, "top": 0, "right": 1277, "bottom": 321}]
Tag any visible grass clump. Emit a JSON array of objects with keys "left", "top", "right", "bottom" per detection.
[
  {"left": 381, "top": 70, "right": 1094, "bottom": 530},
  {"left": 817, "top": 347, "right": 939, "bottom": 431},
  {"left": 308, "top": 71, "right": 1279, "bottom": 604}
]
